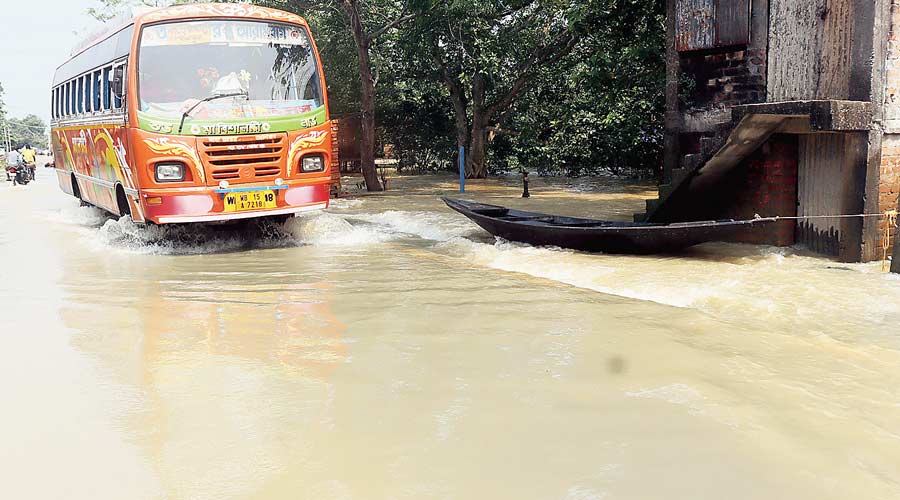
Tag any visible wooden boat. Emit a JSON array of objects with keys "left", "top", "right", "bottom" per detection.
[{"left": 442, "top": 197, "right": 776, "bottom": 254}]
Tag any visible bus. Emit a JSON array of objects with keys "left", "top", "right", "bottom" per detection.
[{"left": 50, "top": 3, "right": 334, "bottom": 224}]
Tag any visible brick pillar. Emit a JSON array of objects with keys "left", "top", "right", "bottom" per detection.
[
  {"left": 880, "top": 136, "right": 900, "bottom": 258},
  {"left": 724, "top": 136, "right": 798, "bottom": 246}
]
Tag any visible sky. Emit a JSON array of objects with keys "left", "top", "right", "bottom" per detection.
[{"left": 0, "top": 0, "right": 102, "bottom": 124}]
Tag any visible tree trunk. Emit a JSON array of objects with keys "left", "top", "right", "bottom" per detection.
[
  {"left": 342, "top": 0, "right": 383, "bottom": 192},
  {"left": 358, "top": 59, "right": 382, "bottom": 191},
  {"left": 467, "top": 123, "right": 488, "bottom": 178},
  {"left": 438, "top": 57, "right": 471, "bottom": 175},
  {"left": 466, "top": 73, "right": 489, "bottom": 178}
]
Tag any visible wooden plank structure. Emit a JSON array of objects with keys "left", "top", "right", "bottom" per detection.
[
  {"left": 642, "top": 0, "right": 900, "bottom": 264},
  {"left": 676, "top": 0, "right": 750, "bottom": 51},
  {"left": 334, "top": 113, "right": 362, "bottom": 173}
]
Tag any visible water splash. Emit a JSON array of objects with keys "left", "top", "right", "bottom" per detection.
[
  {"left": 284, "top": 212, "right": 393, "bottom": 246},
  {"left": 351, "top": 210, "right": 481, "bottom": 242}
]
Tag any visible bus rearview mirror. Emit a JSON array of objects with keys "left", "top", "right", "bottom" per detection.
[{"left": 111, "top": 66, "right": 125, "bottom": 98}]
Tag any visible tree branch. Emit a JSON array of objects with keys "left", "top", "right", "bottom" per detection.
[
  {"left": 368, "top": 12, "right": 414, "bottom": 42},
  {"left": 430, "top": 36, "right": 470, "bottom": 145},
  {"left": 485, "top": 28, "right": 578, "bottom": 120}
]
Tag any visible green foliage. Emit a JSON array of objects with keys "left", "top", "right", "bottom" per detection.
[
  {"left": 499, "top": 0, "right": 666, "bottom": 177},
  {"left": 377, "top": 79, "right": 456, "bottom": 172},
  {"left": 391, "top": 0, "right": 666, "bottom": 177},
  {"left": 0, "top": 82, "right": 7, "bottom": 129},
  {"left": 6, "top": 115, "right": 48, "bottom": 149}
]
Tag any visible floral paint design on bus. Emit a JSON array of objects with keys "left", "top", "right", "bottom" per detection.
[
  {"left": 287, "top": 128, "right": 328, "bottom": 176},
  {"left": 94, "top": 130, "right": 136, "bottom": 190},
  {"left": 53, "top": 131, "right": 76, "bottom": 173},
  {"left": 143, "top": 138, "right": 205, "bottom": 181},
  {"left": 54, "top": 126, "right": 141, "bottom": 220}
]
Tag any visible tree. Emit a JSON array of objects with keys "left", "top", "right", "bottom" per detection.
[
  {"left": 0, "top": 82, "right": 7, "bottom": 146},
  {"left": 7, "top": 115, "right": 48, "bottom": 149},
  {"left": 404, "top": 1, "right": 590, "bottom": 178},
  {"left": 337, "top": 0, "right": 416, "bottom": 191},
  {"left": 499, "top": 0, "right": 666, "bottom": 177}
]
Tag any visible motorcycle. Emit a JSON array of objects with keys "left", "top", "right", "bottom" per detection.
[
  {"left": 24, "top": 161, "right": 36, "bottom": 181},
  {"left": 6, "top": 163, "right": 31, "bottom": 185}
]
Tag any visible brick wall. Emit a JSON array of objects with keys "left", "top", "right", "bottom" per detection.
[
  {"left": 680, "top": 48, "right": 767, "bottom": 110},
  {"left": 659, "top": 136, "right": 798, "bottom": 246},
  {"left": 884, "top": 0, "right": 900, "bottom": 128},
  {"left": 882, "top": 2, "right": 900, "bottom": 256},
  {"left": 724, "top": 137, "right": 798, "bottom": 246},
  {"left": 880, "top": 135, "right": 900, "bottom": 256}
]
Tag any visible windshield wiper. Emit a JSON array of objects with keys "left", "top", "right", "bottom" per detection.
[{"left": 177, "top": 91, "right": 248, "bottom": 134}]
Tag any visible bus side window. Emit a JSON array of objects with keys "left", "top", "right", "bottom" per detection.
[
  {"left": 102, "top": 66, "right": 111, "bottom": 111},
  {"left": 84, "top": 74, "right": 92, "bottom": 113},
  {"left": 66, "top": 82, "right": 72, "bottom": 116},
  {"left": 81, "top": 76, "right": 87, "bottom": 113},
  {"left": 111, "top": 63, "right": 125, "bottom": 110},
  {"left": 94, "top": 70, "right": 102, "bottom": 112},
  {"left": 76, "top": 78, "right": 83, "bottom": 114}
]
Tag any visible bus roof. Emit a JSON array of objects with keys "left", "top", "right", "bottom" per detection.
[{"left": 57, "top": 3, "right": 309, "bottom": 75}]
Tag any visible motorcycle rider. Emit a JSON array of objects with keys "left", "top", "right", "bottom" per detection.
[
  {"left": 6, "top": 148, "right": 22, "bottom": 184},
  {"left": 21, "top": 145, "right": 36, "bottom": 181}
]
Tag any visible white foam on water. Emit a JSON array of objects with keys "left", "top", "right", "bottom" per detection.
[
  {"left": 46, "top": 204, "right": 112, "bottom": 228},
  {"left": 351, "top": 210, "right": 482, "bottom": 242},
  {"left": 564, "top": 485, "right": 608, "bottom": 500},
  {"left": 426, "top": 231, "right": 900, "bottom": 341},
  {"left": 327, "top": 198, "right": 364, "bottom": 210},
  {"left": 626, "top": 383, "right": 705, "bottom": 406},
  {"left": 96, "top": 216, "right": 248, "bottom": 255},
  {"left": 433, "top": 236, "right": 719, "bottom": 309},
  {"left": 284, "top": 212, "right": 394, "bottom": 246}
]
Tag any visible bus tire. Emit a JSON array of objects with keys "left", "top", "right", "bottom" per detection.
[
  {"left": 115, "top": 184, "right": 131, "bottom": 218},
  {"left": 71, "top": 174, "right": 83, "bottom": 202}
]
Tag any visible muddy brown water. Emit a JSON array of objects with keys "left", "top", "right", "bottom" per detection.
[{"left": 2, "top": 169, "right": 900, "bottom": 499}]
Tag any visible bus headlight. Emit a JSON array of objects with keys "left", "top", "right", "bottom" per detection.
[
  {"left": 300, "top": 155, "right": 325, "bottom": 173},
  {"left": 155, "top": 162, "right": 186, "bottom": 182}
]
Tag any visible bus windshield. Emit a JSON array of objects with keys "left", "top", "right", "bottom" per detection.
[{"left": 138, "top": 19, "right": 324, "bottom": 132}]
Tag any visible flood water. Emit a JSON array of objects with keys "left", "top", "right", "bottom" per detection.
[{"left": 3, "top": 166, "right": 900, "bottom": 499}]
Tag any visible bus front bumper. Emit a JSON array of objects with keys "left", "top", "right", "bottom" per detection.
[{"left": 140, "top": 182, "right": 330, "bottom": 224}]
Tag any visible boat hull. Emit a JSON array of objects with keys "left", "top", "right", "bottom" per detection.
[{"left": 442, "top": 197, "right": 775, "bottom": 254}]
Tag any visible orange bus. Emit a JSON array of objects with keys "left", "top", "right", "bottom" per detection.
[{"left": 50, "top": 4, "right": 333, "bottom": 224}]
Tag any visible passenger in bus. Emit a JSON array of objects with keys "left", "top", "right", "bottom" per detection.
[
  {"left": 139, "top": 70, "right": 182, "bottom": 111},
  {"left": 197, "top": 67, "right": 220, "bottom": 90}
]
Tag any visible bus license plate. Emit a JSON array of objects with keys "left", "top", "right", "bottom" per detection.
[{"left": 224, "top": 190, "right": 277, "bottom": 212}]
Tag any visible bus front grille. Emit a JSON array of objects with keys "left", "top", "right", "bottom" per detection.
[{"left": 200, "top": 134, "right": 287, "bottom": 183}]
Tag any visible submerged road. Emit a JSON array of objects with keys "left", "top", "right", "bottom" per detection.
[{"left": 2, "top": 169, "right": 900, "bottom": 499}]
